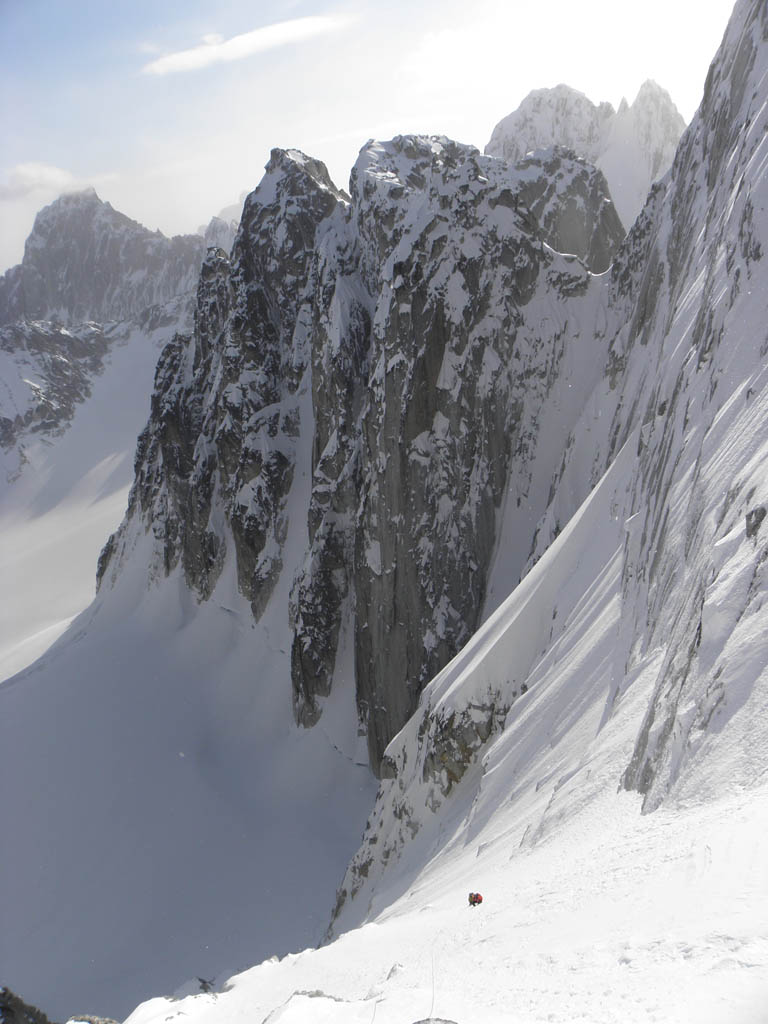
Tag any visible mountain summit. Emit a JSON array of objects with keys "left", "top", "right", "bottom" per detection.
[
  {"left": 485, "top": 80, "right": 686, "bottom": 229},
  {"left": 0, "top": 189, "right": 205, "bottom": 326}
]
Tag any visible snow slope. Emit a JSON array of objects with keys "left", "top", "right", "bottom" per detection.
[
  {"left": 0, "top": 317, "right": 179, "bottom": 681},
  {"left": 0, "top": 367, "right": 376, "bottom": 1020},
  {"left": 122, "top": 436, "right": 768, "bottom": 1022}
]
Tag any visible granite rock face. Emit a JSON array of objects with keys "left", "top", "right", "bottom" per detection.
[
  {"left": 294, "top": 135, "right": 617, "bottom": 768},
  {"left": 513, "top": 146, "right": 625, "bottom": 272},
  {"left": 100, "top": 136, "right": 622, "bottom": 771},
  {"left": 98, "top": 150, "right": 346, "bottom": 616}
]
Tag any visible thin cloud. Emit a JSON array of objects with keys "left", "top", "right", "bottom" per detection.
[
  {"left": 142, "top": 15, "right": 348, "bottom": 76},
  {"left": 0, "top": 163, "right": 76, "bottom": 201},
  {"left": 0, "top": 163, "right": 117, "bottom": 202}
]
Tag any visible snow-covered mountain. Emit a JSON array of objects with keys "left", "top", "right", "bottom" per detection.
[
  {"left": 486, "top": 80, "right": 686, "bottom": 230},
  {"left": 98, "top": 139, "right": 623, "bottom": 772},
  {"left": 200, "top": 215, "right": 239, "bottom": 254},
  {"left": 0, "top": 190, "right": 207, "bottom": 485},
  {"left": 0, "top": 189, "right": 205, "bottom": 327},
  {"left": 3, "top": 0, "right": 768, "bottom": 1019},
  {"left": 331, "top": 0, "right": 768, "bottom": 920},
  {"left": 197, "top": 198, "right": 247, "bottom": 256},
  {"left": 0, "top": 194, "right": 207, "bottom": 679}
]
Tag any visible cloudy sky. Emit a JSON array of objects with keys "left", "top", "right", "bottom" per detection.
[{"left": 1, "top": 0, "right": 736, "bottom": 272}]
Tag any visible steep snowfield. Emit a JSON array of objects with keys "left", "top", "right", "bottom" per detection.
[
  {"left": 124, "top": 800, "right": 768, "bottom": 1023},
  {"left": 122, "top": 443, "right": 768, "bottom": 1021},
  {"left": 0, "top": 371, "right": 376, "bottom": 1020}
]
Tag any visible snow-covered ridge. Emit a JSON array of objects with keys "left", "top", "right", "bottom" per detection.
[
  {"left": 486, "top": 80, "right": 686, "bottom": 229},
  {"left": 0, "top": 184, "right": 213, "bottom": 488}
]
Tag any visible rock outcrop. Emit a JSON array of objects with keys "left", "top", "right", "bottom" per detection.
[
  {"left": 99, "top": 136, "right": 624, "bottom": 771},
  {"left": 98, "top": 150, "right": 346, "bottom": 615},
  {"left": 0, "top": 320, "right": 107, "bottom": 455},
  {"left": 514, "top": 146, "right": 625, "bottom": 272},
  {"left": 0, "top": 988, "right": 57, "bottom": 1024}
]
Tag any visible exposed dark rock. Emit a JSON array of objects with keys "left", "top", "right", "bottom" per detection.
[
  {"left": 514, "top": 146, "right": 626, "bottom": 271},
  {"left": 98, "top": 150, "right": 346, "bottom": 615},
  {"left": 746, "top": 505, "right": 766, "bottom": 538},
  {"left": 290, "top": 135, "right": 616, "bottom": 770},
  {"left": 0, "top": 320, "right": 108, "bottom": 455},
  {"left": 0, "top": 988, "right": 58, "bottom": 1024},
  {"left": 98, "top": 135, "right": 619, "bottom": 773}
]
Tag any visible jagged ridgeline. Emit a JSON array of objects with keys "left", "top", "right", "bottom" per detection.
[
  {"left": 97, "top": 140, "right": 624, "bottom": 771},
  {"left": 0, "top": 188, "right": 206, "bottom": 327}
]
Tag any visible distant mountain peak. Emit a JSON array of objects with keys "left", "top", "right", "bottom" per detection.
[
  {"left": 54, "top": 184, "right": 100, "bottom": 203},
  {"left": 0, "top": 188, "right": 206, "bottom": 326},
  {"left": 486, "top": 79, "right": 686, "bottom": 229}
]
